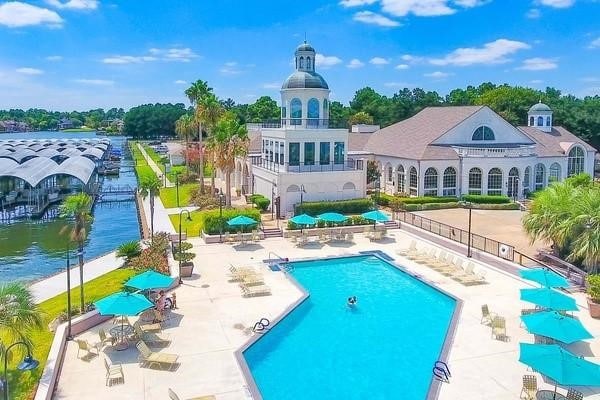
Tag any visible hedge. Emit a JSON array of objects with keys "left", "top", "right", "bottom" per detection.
[
  {"left": 470, "top": 203, "right": 520, "bottom": 210},
  {"left": 374, "top": 193, "right": 458, "bottom": 207},
  {"left": 287, "top": 215, "right": 371, "bottom": 230},
  {"left": 201, "top": 208, "right": 261, "bottom": 234},
  {"left": 404, "top": 202, "right": 461, "bottom": 211},
  {"left": 461, "top": 195, "right": 511, "bottom": 204},
  {"left": 295, "top": 198, "right": 373, "bottom": 216},
  {"left": 248, "top": 194, "right": 270, "bottom": 211}
]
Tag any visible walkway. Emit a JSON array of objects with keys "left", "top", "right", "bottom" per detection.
[{"left": 137, "top": 143, "right": 172, "bottom": 187}]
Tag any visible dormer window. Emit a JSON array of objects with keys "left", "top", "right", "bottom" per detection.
[
  {"left": 537, "top": 116, "right": 543, "bottom": 126},
  {"left": 472, "top": 126, "right": 495, "bottom": 141},
  {"left": 546, "top": 116, "right": 551, "bottom": 126},
  {"left": 307, "top": 57, "right": 311, "bottom": 70},
  {"left": 299, "top": 57, "right": 304, "bottom": 69},
  {"left": 529, "top": 116, "right": 534, "bottom": 126}
]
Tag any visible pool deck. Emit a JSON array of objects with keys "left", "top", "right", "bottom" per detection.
[{"left": 54, "top": 230, "right": 600, "bottom": 400}]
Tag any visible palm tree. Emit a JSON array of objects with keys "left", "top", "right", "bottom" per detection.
[
  {"left": 185, "top": 80, "right": 213, "bottom": 193},
  {"left": 196, "top": 93, "right": 224, "bottom": 194},
  {"left": 139, "top": 174, "right": 162, "bottom": 240},
  {"left": 207, "top": 112, "right": 249, "bottom": 206},
  {"left": 0, "top": 283, "right": 43, "bottom": 352},
  {"left": 563, "top": 187, "right": 600, "bottom": 272},
  {"left": 60, "top": 193, "right": 92, "bottom": 311},
  {"left": 175, "top": 114, "right": 196, "bottom": 171}
]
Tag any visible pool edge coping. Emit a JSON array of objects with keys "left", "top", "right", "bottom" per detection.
[{"left": 233, "top": 252, "right": 463, "bottom": 400}]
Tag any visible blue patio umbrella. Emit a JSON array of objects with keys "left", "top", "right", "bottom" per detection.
[
  {"left": 125, "top": 270, "right": 175, "bottom": 291},
  {"left": 361, "top": 210, "right": 390, "bottom": 226},
  {"left": 227, "top": 215, "right": 259, "bottom": 234},
  {"left": 520, "top": 288, "right": 578, "bottom": 312},
  {"left": 521, "top": 311, "right": 593, "bottom": 344},
  {"left": 521, "top": 268, "right": 570, "bottom": 288},
  {"left": 519, "top": 343, "right": 600, "bottom": 398},
  {"left": 290, "top": 214, "right": 317, "bottom": 226},
  {"left": 317, "top": 212, "right": 348, "bottom": 224},
  {"left": 94, "top": 291, "right": 154, "bottom": 316}
]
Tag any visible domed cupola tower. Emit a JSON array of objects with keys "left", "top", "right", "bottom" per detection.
[
  {"left": 528, "top": 101, "right": 553, "bottom": 133},
  {"left": 281, "top": 41, "right": 331, "bottom": 128}
]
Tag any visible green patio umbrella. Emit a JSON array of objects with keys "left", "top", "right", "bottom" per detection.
[
  {"left": 317, "top": 212, "right": 348, "bottom": 224},
  {"left": 290, "top": 214, "right": 317, "bottom": 233},
  {"left": 519, "top": 343, "right": 600, "bottom": 398},
  {"left": 521, "top": 268, "right": 570, "bottom": 288},
  {"left": 125, "top": 270, "right": 175, "bottom": 291},
  {"left": 361, "top": 210, "right": 390, "bottom": 227},
  {"left": 520, "top": 288, "right": 578, "bottom": 312},
  {"left": 521, "top": 311, "right": 593, "bottom": 344},
  {"left": 227, "top": 215, "right": 259, "bottom": 234},
  {"left": 94, "top": 291, "right": 154, "bottom": 336}
]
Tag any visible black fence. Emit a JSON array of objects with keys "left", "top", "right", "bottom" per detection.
[{"left": 261, "top": 119, "right": 348, "bottom": 129}]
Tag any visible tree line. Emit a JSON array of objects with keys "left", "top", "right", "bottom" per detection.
[{"left": 0, "top": 108, "right": 125, "bottom": 130}]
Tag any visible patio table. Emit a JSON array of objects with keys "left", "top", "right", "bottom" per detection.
[{"left": 109, "top": 325, "right": 135, "bottom": 351}]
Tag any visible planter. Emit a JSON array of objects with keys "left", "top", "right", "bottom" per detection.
[
  {"left": 180, "top": 261, "right": 194, "bottom": 277},
  {"left": 587, "top": 298, "right": 600, "bottom": 318}
]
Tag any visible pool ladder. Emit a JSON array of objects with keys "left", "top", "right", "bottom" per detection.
[
  {"left": 253, "top": 318, "right": 270, "bottom": 333},
  {"left": 432, "top": 361, "right": 451, "bottom": 383}
]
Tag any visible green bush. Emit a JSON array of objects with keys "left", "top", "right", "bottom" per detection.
[
  {"left": 173, "top": 241, "right": 196, "bottom": 263},
  {"left": 201, "top": 208, "right": 261, "bottom": 235},
  {"left": 404, "top": 202, "right": 461, "bottom": 211},
  {"left": 296, "top": 198, "right": 373, "bottom": 216},
  {"left": 287, "top": 214, "right": 371, "bottom": 230},
  {"left": 470, "top": 203, "right": 520, "bottom": 210},
  {"left": 461, "top": 195, "right": 511, "bottom": 204},
  {"left": 374, "top": 193, "right": 458, "bottom": 207},
  {"left": 587, "top": 275, "right": 600, "bottom": 303},
  {"left": 248, "top": 194, "right": 270, "bottom": 211}
]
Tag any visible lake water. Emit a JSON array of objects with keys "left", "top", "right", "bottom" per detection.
[{"left": 0, "top": 131, "right": 141, "bottom": 283}]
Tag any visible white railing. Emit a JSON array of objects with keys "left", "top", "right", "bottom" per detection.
[{"left": 454, "top": 145, "right": 536, "bottom": 158}]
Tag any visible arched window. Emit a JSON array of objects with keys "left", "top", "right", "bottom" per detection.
[
  {"left": 549, "top": 163, "right": 561, "bottom": 182},
  {"left": 535, "top": 163, "right": 545, "bottom": 190},
  {"left": 567, "top": 146, "right": 585, "bottom": 177},
  {"left": 523, "top": 166, "right": 531, "bottom": 191},
  {"left": 508, "top": 167, "right": 519, "bottom": 198},
  {"left": 397, "top": 165, "right": 405, "bottom": 193},
  {"left": 537, "top": 116, "right": 544, "bottom": 126},
  {"left": 290, "top": 98, "right": 302, "bottom": 125},
  {"left": 487, "top": 168, "right": 503, "bottom": 196},
  {"left": 423, "top": 168, "right": 438, "bottom": 196},
  {"left": 468, "top": 168, "right": 482, "bottom": 195},
  {"left": 306, "top": 57, "right": 312, "bottom": 70},
  {"left": 442, "top": 167, "right": 456, "bottom": 196},
  {"left": 529, "top": 116, "right": 534, "bottom": 126},
  {"left": 546, "top": 116, "right": 551, "bottom": 126},
  {"left": 387, "top": 164, "right": 393, "bottom": 182},
  {"left": 307, "top": 98, "right": 320, "bottom": 119},
  {"left": 299, "top": 56, "right": 304, "bottom": 69},
  {"left": 286, "top": 184, "right": 300, "bottom": 192},
  {"left": 472, "top": 126, "right": 495, "bottom": 141},
  {"left": 343, "top": 182, "right": 356, "bottom": 190},
  {"left": 409, "top": 167, "right": 418, "bottom": 196}
]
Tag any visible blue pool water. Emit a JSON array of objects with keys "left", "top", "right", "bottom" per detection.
[{"left": 243, "top": 255, "right": 456, "bottom": 400}]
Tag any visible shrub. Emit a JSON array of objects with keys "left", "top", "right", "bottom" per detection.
[
  {"left": 178, "top": 172, "right": 199, "bottom": 184},
  {"left": 461, "top": 195, "right": 511, "bottom": 204},
  {"left": 587, "top": 275, "right": 600, "bottom": 303},
  {"left": 296, "top": 198, "right": 373, "bottom": 216},
  {"left": 190, "top": 189, "right": 219, "bottom": 210},
  {"left": 374, "top": 193, "right": 458, "bottom": 207},
  {"left": 201, "top": 208, "right": 261, "bottom": 235},
  {"left": 470, "top": 203, "right": 520, "bottom": 210},
  {"left": 116, "top": 240, "right": 141, "bottom": 262},
  {"left": 173, "top": 241, "right": 196, "bottom": 263},
  {"left": 128, "top": 232, "right": 170, "bottom": 274},
  {"left": 248, "top": 194, "right": 270, "bottom": 211},
  {"left": 404, "top": 202, "right": 461, "bottom": 211}
]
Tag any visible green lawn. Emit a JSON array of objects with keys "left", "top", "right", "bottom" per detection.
[
  {"left": 6, "top": 268, "right": 137, "bottom": 400},
  {"left": 169, "top": 210, "right": 204, "bottom": 237},
  {"left": 159, "top": 183, "right": 197, "bottom": 208}
]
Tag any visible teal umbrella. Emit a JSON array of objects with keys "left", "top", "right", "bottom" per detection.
[
  {"left": 94, "top": 291, "right": 154, "bottom": 316},
  {"left": 361, "top": 210, "right": 390, "bottom": 222},
  {"left": 521, "top": 268, "right": 570, "bottom": 288},
  {"left": 520, "top": 288, "right": 578, "bottom": 312},
  {"left": 290, "top": 214, "right": 317, "bottom": 225},
  {"left": 227, "top": 215, "right": 258, "bottom": 227},
  {"left": 317, "top": 212, "right": 348, "bottom": 224},
  {"left": 519, "top": 343, "right": 600, "bottom": 397},
  {"left": 521, "top": 311, "right": 593, "bottom": 344},
  {"left": 125, "top": 270, "right": 175, "bottom": 291}
]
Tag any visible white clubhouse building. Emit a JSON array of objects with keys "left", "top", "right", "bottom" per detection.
[{"left": 233, "top": 42, "right": 596, "bottom": 214}]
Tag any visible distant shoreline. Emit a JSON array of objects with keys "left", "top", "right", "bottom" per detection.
[{"left": 61, "top": 127, "right": 96, "bottom": 132}]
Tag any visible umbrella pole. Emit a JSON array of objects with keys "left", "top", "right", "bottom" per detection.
[{"left": 553, "top": 383, "right": 557, "bottom": 400}]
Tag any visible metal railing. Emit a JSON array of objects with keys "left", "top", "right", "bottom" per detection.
[
  {"left": 454, "top": 145, "right": 537, "bottom": 158},
  {"left": 260, "top": 119, "right": 348, "bottom": 130},
  {"left": 251, "top": 158, "right": 361, "bottom": 173}
]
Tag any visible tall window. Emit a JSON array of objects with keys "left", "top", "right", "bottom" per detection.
[
  {"left": 279, "top": 142, "right": 285, "bottom": 164},
  {"left": 288, "top": 142, "right": 300, "bottom": 166},
  {"left": 281, "top": 107, "right": 286, "bottom": 118},
  {"left": 487, "top": 168, "right": 503, "bottom": 196},
  {"left": 269, "top": 140, "right": 273, "bottom": 162},
  {"left": 304, "top": 142, "right": 315, "bottom": 166},
  {"left": 320, "top": 142, "right": 330, "bottom": 165},
  {"left": 537, "top": 116, "right": 544, "bottom": 126},
  {"left": 567, "top": 146, "right": 585, "bottom": 177},
  {"left": 508, "top": 167, "right": 519, "bottom": 198},
  {"left": 535, "top": 163, "right": 545, "bottom": 190},
  {"left": 442, "top": 167, "right": 457, "bottom": 196},
  {"left": 409, "top": 167, "right": 418, "bottom": 196},
  {"left": 299, "top": 56, "right": 304, "bottom": 69},
  {"left": 334, "top": 142, "right": 344, "bottom": 164},
  {"left": 387, "top": 165, "right": 393, "bottom": 182},
  {"left": 549, "top": 163, "right": 561, "bottom": 182},
  {"left": 397, "top": 165, "right": 405, "bottom": 193},
  {"left": 308, "top": 98, "right": 320, "bottom": 119},
  {"left": 472, "top": 126, "right": 495, "bottom": 141},
  {"left": 274, "top": 141, "right": 279, "bottom": 164},
  {"left": 523, "top": 166, "right": 531, "bottom": 191},
  {"left": 468, "top": 168, "right": 482, "bottom": 195},
  {"left": 423, "top": 168, "right": 438, "bottom": 196},
  {"left": 306, "top": 57, "right": 311, "bottom": 70},
  {"left": 546, "top": 116, "right": 551, "bottom": 126},
  {"left": 290, "top": 98, "right": 302, "bottom": 125},
  {"left": 529, "top": 116, "right": 534, "bottom": 126}
]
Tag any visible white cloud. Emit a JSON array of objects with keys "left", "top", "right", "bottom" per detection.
[
  {"left": 102, "top": 55, "right": 157, "bottom": 64},
  {"left": 262, "top": 82, "right": 281, "bottom": 89},
  {"left": 16, "top": 67, "right": 44, "bottom": 75},
  {"left": 430, "top": 39, "right": 530, "bottom": 66},
  {"left": 537, "top": 0, "right": 574, "bottom": 8},
  {"left": 0, "top": 2, "right": 63, "bottom": 28},
  {"left": 46, "top": 0, "right": 98, "bottom": 10},
  {"left": 384, "top": 81, "right": 414, "bottom": 88},
  {"left": 369, "top": 57, "right": 389, "bottom": 65},
  {"left": 149, "top": 47, "right": 198, "bottom": 62},
  {"left": 517, "top": 57, "right": 558, "bottom": 70},
  {"left": 580, "top": 77, "right": 600, "bottom": 83},
  {"left": 73, "top": 79, "right": 114, "bottom": 86},
  {"left": 174, "top": 80, "right": 187, "bottom": 85},
  {"left": 353, "top": 11, "right": 400, "bottom": 27},
  {"left": 400, "top": 54, "right": 425, "bottom": 64},
  {"left": 339, "top": 0, "right": 377, "bottom": 7},
  {"left": 395, "top": 64, "right": 409, "bottom": 69},
  {"left": 381, "top": 0, "right": 455, "bottom": 17},
  {"left": 424, "top": 71, "right": 452, "bottom": 79},
  {"left": 347, "top": 59, "right": 365, "bottom": 69},
  {"left": 46, "top": 55, "right": 63, "bottom": 61},
  {"left": 589, "top": 37, "right": 600, "bottom": 49},
  {"left": 526, "top": 8, "right": 541, "bottom": 18},
  {"left": 454, "top": 0, "right": 489, "bottom": 6},
  {"left": 315, "top": 53, "right": 343, "bottom": 68},
  {"left": 219, "top": 61, "right": 242, "bottom": 75}
]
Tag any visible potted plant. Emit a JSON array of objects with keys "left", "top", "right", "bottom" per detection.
[
  {"left": 174, "top": 241, "right": 196, "bottom": 277},
  {"left": 586, "top": 274, "right": 600, "bottom": 318}
]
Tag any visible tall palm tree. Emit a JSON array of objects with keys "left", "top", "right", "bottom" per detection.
[
  {"left": 196, "top": 93, "right": 224, "bottom": 194},
  {"left": 563, "top": 187, "right": 600, "bottom": 272},
  {"left": 207, "top": 112, "right": 248, "bottom": 206},
  {"left": 139, "top": 174, "right": 162, "bottom": 240},
  {"left": 60, "top": 193, "right": 92, "bottom": 311},
  {"left": 175, "top": 114, "right": 196, "bottom": 171},
  {"left": 0, "top": 283, "right": 43, "bottom": 352},
  {"left": 185, "top": 80, "right": 213, "bottom": 193}
]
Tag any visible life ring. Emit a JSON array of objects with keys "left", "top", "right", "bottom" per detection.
[{"left": 499, "top": 244, "right": 510, "bottom": 258}]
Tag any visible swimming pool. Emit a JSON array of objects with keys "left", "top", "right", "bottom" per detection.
[{"left": 242, "top": 255, "right": 457, "bottom": 400}]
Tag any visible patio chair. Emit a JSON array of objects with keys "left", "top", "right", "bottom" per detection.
[
  {"left": 240, "top": 284, "right": 272, "bottom": 297},
  {"left": 480, "top": 304, "right": 496, "bottom": 325},
  {"left": 431, "top": 255, "right": 458, "bottom": 275},
  {"left": 566, "top": 388, "right": 584, "bottom": 400},
  {"left": 133, "top": 324, "right": 171, "bottom": 347},
  {"left": 370, "top": 230, "right": 383, "bottom": 241},
  {"left": 396, "top": 240, "right": 417, "bottom": 256},
  {"left": 363, "top": 226, "right": 374, "bottom": 239},
  {"left": 415, "top": 248, "right": 438, "bottom": 264},
  {"left": 235, "top": 232, "right": 243, "bottom": 243},
  {"left": 455, "top": 270, "right": 487, "bottom": 286},
  {"left": 241, "top": 274, "right": 265, "bottom": 286},
  {"left": 134, "top": 319, "right": 162, "bottom": 333},
  {"left": 103, "top": 358, "right": 124, "bottom": 386},
  {"left": 251, "top": 230, "right": 260, "bottom": 243},
  {"left": 520, "top": 375, "right": 538, "bottom": 400},
  {"left": 136, "top": 341, "right": 179, "bottom": 371},
  {"left": 425, "top": 251, "right": 449, "bottom": 268},
  {"left": 228, "top": 268, "right": 260, "bottom": 281},
  {"left": 98, "top": 328, "right": 115, "bottom": 350},
  {"left": 168, "top": 388, "right": 216, "bottom": 400},
  {"left": 76, "top": 339, "right": 99, "bottom": 359},
  {"left": 439, "top": 258, "right": 464, "bottom": 276},
  {"left": 345, "top": 232, "right": 354, "bottom": 242},
  {"left": 491, "top": 316, "right": 507, "bottom": 341},
  {"left": 113, "top": 315, "right": 130, "bottom": 325}
]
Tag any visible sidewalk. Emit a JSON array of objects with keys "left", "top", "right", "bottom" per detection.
[{"left": 137, "top": 143, "right": 172, "bottom": 186}]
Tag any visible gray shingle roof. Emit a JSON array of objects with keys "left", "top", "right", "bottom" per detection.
[
  {"left": 518, "top": 126, "right": 597, "bottom": 157},
  {"left": 282, "top": 71, "right": 329, "bottom": 90}
]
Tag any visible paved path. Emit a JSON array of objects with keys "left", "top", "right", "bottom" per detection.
[{"left": 137, "top": 143, "right": 172, "bottom": 186}]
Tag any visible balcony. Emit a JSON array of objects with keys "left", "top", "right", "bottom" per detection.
[
  {"left": 259, "top": 119, "right": 348, "bottom": 130},
  {"left": 251, "top": 158, "right": 362, "bottom": 173},
  {"left": 454, "top": 145, "right": 537, "bottom": 158}
]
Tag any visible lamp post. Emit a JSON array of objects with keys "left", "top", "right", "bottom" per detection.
[
  {"left": 1, "top": 341, "right": 39, "bottom": 400},
  {"left": 65, "top": 242, "right": 73, "bottom": 340},
  {"left": 219, "top": 192, "right": 225, "bottom": 242},
  {"left": 300, "top": 184, "right": 306, "bottom": 207},
  {"left": 175, "top": 172, "right": 181, "bottom": 207},
  {"left": 178, "top": 209, "right": 192, "bottom": 284},
  {"left": 463, "top": 201, "right": 473, "bottom": 258}
]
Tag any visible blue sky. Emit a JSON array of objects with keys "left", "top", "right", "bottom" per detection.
[{"left": 0, "top": 0, "right": 599, "bottom": 110}]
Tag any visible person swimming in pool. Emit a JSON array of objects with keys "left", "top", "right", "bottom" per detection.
[{"left": 347, "top": 296, "right": 357, "bottom": 307}]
